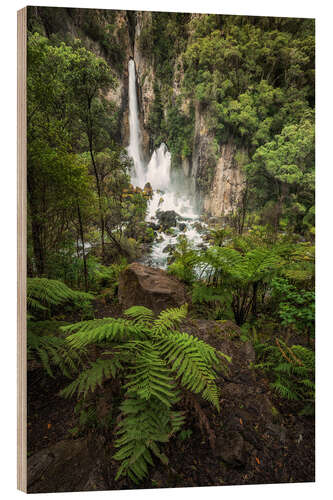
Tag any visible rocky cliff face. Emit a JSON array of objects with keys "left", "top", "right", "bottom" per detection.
[
  {"left": 203, "top": 144, "right": 246, "bottom": 216},
  {"left": 133, "top": 12, "right": 155, "bottom": 161}
]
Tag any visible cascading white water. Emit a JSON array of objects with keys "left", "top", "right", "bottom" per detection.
[
  {"left": 127, "top": 59, "right": 145, "bottom": 186},
  {"left": 127, "top": 59, "right": 207, "bottom": 268}
]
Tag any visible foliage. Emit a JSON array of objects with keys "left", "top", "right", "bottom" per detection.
[
  {"left": 61, "top": 304, "right": 229, "bottom": 482},
  {"left": 181, "top": 15, "right": 314, "bottom": 229},
  {"left": 139, "top": 12, "right": 191, "bottom": 84},
  {"left": 27, "top": 321, "right": 84, "bottom": 378},
  {"left": 27, "top": 279, "right": 93, "bottom": 377},
  {"left": 271, "top": 277, "right": 315, "bottom": 342},
  {"left": 168, "top": 235, "right": 199, "bottom": 284},
  {"left": 27, "top": 31, "right": 148, "bottom": 274},
  {"left": 255, "top": 338, "right": 314, "bottom": 413},
  {"left": 195, "top": 244, "right": 282, "bottom": 325},
  {"left": 166, "top": 101, "right": 195, "bottom": 164},
  {"left": 94, "top": 259, "right": 128, "bottom": 291},
  {"left": 27, "top": 277, "right": 94, "bottom": 318}
]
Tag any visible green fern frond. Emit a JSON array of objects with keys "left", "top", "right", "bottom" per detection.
[
  {"left": 124, "top": 341, "right": 178, "bottom": 407},
  {"left": 27, "top": 329, "right": 83, "bottom": 378},
  {"left": 61, "top": 357, "right": 122, "bottom": 398},
  {"left": 156, "top": 331, "right": 221, "bottom": 410},
  {"left": 114, "top": 397, "right": 185, "bottom": 482},
  {"left": 124, "top": 306, "right": 154, "bottom": 325},
  {"left": 27, "top": 277, "right": 93, "bottom": 311},
  {"left": 27, "top": 296, "right": 47, "bottom": 311},
  {"left": 62, "top": 318, "right": 146, "bottom": 349},
  {"left": 192, "top": 284, "right": 227, "bottom": 304},
  {"left": 255, "top": 338, "right": 315, "bottom": 406},
  {"left": 152, "top": 304, "right": 188, "bottom": 336},
  {"left": 270, "top": 381, "right": 299, "bottom": 400},
  {"left": 60, "top": 304, "right": 229, "bottom": 482}
]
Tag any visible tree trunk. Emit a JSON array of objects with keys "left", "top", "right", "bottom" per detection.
[
  {"left": 77, "top": 203, "right": 88, "bottom": 292},
  {"left": 27, "top": 168, "right": 45, "bottom": 276},
  {"left": 30, "top": 217, "right": 44, "bottom": 275}
]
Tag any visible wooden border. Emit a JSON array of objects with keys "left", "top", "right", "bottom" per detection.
[{"left": 17, "top": 6, "right": 27, "bottom": 493}]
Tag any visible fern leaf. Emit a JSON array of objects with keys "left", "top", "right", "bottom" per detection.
[
  {"left": 114, "top": 397, "right": 185, "bottom": 482},
  {"left": 124, "top": 341, "right": 178, "bottom": 407},
  {"left": 62, "top": 318, "right": 145, "bottom": 348},
  {"left": 152, "top": 304, "right": 188, "bottom": 336},
  {"left": 27, "top": 329, "right": 83, "bottom": 378},
  {"left": 156, "top": 331, "right": 221, "bottom": 410},
  {"left": 61, "top": 357, "right": 122, "bottom": 398},
  {"left": 124, "top": 306, "right": 154, "bottom": 325},
  {"left": 27, "top": 277, "right": 93, "bottom": 311}
]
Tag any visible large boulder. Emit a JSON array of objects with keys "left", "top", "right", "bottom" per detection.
[
  {"left": 155, "top": 210, "right": 179, "bottom": 230},
  {"left": 118, "top": 263, "right": 188, "bottom": 314}
]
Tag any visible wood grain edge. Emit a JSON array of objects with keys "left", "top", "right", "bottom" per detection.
[{"left": 17, "top": 6, "right": 27, "bottom": 493}]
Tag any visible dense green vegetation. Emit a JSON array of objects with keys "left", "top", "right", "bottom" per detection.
[
  {"left": 141, "top": 14, "right": 315, "bottom": 234},
  {"left": 27, "top": 31, "right": 151, "bottom": 282},
  {"left": 26, "top": 8, "right": 315, "bottom": 489}
]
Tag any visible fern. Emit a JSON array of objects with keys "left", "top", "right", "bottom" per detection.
[
  {"left": 150, "top": 304, "right": 188, "bottom": 335},
  {"left": 156, "top": 331, "right": 221, "bottom": 409},
  {"left": 195, "top": 244, "right": 283, "bottom": 325},
  {"left": 27, "top": 279, "right": 94, "bottom": 376},
  {"left": 27, "top": 277, "right": 94, "bottom": 316},
  {"left": 61, "top": 358, "right": 122, "bottom": 398},
  {"left": 114, "top": 397, "right": 185, "bottom": 482},
  {"left": 124, "top": 341, "right": 178, "bottom": 407},
  {"left": 63, "top": 318, "right": 146, "bottom": 348},
  {"left": 61, "top": 304, "right": 229, "bottom": 482},
  {"left": 27, "top": 322, "right": 84, "bottom": 378},
  {"left": 255, "top": 338, "right": 315, "bottom": 410},
  {"left": 124, "top": 306, "right": 155, "bottom": 326}
]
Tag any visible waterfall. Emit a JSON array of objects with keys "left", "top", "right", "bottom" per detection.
[
  {"left": 127, "top": 59, "right": 145, "bottom": 186},
  {"left": 127, "top": 59, "right": 206, "bottom": 268}
]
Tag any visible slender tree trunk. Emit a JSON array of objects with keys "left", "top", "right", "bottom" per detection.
[
  {"left": 88, "top": 146, "right": 105, "bottom": 262},
  {"left": 86, "top": 101, "right": 105, "bottom": 262},
  {"left": 27, "top": 169, "right": 45, "bottom": 276},
  {"left": 30, "top": 218, "right": 44, "bottom": 275},
  {"left": 77, "top": 203, "right": 88, "bottom": 292},
  {"left": 251, "top": 282, "right": 258, "bottom": 316}
]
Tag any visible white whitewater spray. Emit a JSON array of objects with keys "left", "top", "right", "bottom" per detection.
[
  {"left": 127, "top": 59, "right": 206, "bottom": 268},
  {"left": 127, "top": 59, "right": 145, "bottom": 186}
]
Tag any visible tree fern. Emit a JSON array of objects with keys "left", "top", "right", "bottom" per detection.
[
  {"left": 195, "top": 244, "right": 282, "bottom": 325},
  {"left": 61, "top": 304, "right": 229, "bottom": 481}
]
